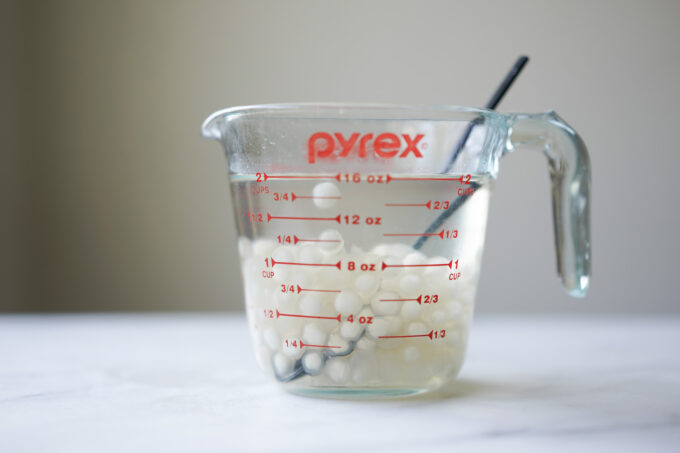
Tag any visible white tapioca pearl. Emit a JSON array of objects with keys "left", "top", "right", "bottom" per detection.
[
  {"left": 327, "top": 333, "right": 351, "bottom": 355},
  {"left": 380, "top": 255, "right": 403, "bottom": 278},
  {"left": 300, "top": 246, "right": 323, "bottom": 264},
  {"left": 282, "top": 338, "right": 304, "bottom": 359},
  {"left": 237, "top": 237, "right": 252, "bottom": 258},
  {"left": 403, "top": 346, "right": 421, "bottom": 362},
  {"left": 272, "top": 247, "right": 295, "bottom": 262},
  {"left": 408, "top": 322, "right": 427, "bottom": 336},
  {"left": 302, "top": 323, "right": 327, "bottom": 346},
  {"left": 403, "top": 251, "right": 427, "bottom": 267},
  {"left": 273, "top": 352, "right": 294, "bottom": 377},
  {"left": 378, "top": 316, "right": 403, "bottom": 350},
  {"left": 377, "top": 351, "right": 403, "bottom": 382},
  {"left": 274, "top": 291, "right": 298, "bottom": 313},
  {"left": 318, "top": 229, "right": 344, "bottom": 253},
  {"left": 371, "top": 244, "right": 391, "bottom": 256},
  {"left": 263, "top": 327, "right": 279, "bottom": 351},
  {"left": 445, "top": 329, "right": 462, "bottom": 347},
  {"left": 400, "top": 301, "right": 422, "bottom": 320},
  {"left": 312, "top": 182, "right": 341, "bottom": 209},
  {"left": 430, "top": 309, "right": 447, "bottom": 324},
  {"left": 354, "top": 274, "right": 379, "bottom": 298},
  {"left": 380, "top": 277, "right": 400, "bottom": 292},
  {"left": 367, "top": 317, "right": 389, "bottom": 339},
  {"left": 299, "top": 294, "right": 324, "bottom": 316},
  {"left": 447, "top": 301, "right": 463, "bottom": 320},
  {"left": 302, "top": 351, "right": 324, "bottom": 375},
  {"left": 334, "top": 290, "right": 362, "bottom": 314},
  {"left": 325, "top": 357, "right": 350, "bottom": 383},
  {"left": 356, "top": 336, "right": 376, "bottom": 351},
  {"left": 339, "top": 321, "right": 363, "bottom": 341},
  {"left": 386, "top": 316, "right": 403, "bottom": 334},
  {"left": 370, "top": 292, "right": 401, "bottom": 316},
  {"left": 386, "top": 243, "right": 416, "bottom": 258},
  {"left": 350, "top": 352, "right": 378, "bottom": 384},
  {"left": 252, "top": 239, "right": 276, "bottom": 257},
  {"left": 399, "top": 273, "right": 422, "bottom": 298}
]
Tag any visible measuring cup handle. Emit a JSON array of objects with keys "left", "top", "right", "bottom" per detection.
[{"left": 506, "top": 111, "right": 591, "bottom": 297}]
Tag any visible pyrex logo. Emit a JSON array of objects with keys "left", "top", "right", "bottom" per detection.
[{"left": 307, "top": 132, "right": 425, "bottom": 164}]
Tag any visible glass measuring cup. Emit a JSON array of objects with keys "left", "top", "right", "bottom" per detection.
[{"left": 202, "top": 104, "right": 591, "bottom": 398}]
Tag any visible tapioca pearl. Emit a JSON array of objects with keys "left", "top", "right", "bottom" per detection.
[
  {"left": 354, "top": 274, "right": 379, "bottom": 298},
  {"left": 385, "top": 243, "right": 416, "bottom": 258},
  {"left": 302, "top": 351, "right": 324, "bottom": 375},
  {"left": 356, "top": 336, "right": 376, "bottom": 351},
  {"left": 380, "top": 277, "right": 400, "bottom": 293},
  {"left": 370, "top": 292, "right": 401, "bottom": 316},
  {"left": 252, "top": 239, "right": 276, "bottom": 257},
  {"left": 318, "top": 229, "right": 344, "bottom": 253},
  {"left": 408, "top": 322, "right": 428, "bottom": 336},
  {"left": 263, "top": 327, "right": 279, "bottom": 351},
  {"left": 386, "top": 316, "right": 403, "bottom": 334},
  {"left": 429, "top": 309, "right": 447, "bottom": 325},
  {"left": 302, "top": 323, "right": 328, "bottom": 346},
  {"left": 299, "top": 294, "right": 324, "bottom": 316},
  {"left": 377, "top": 317, "right": 403, "bottom": 350},
  {"left": 299, "top": 246, "right": 324, "bottom": 264},
  {"left": 350, "top": 352, "right": 378, "bottom": 384},
  {"left": 273, "top": 352, "right": 294, "bottom": 377},
  {"left": 339, "top": 321, "right": 363, "bottom": 341},
  {"left": 403, "top": 346, "right": 421, "bottom": 362},
  {"left": 324, "top": 357, "right": 350, "bottom": 383},
  {"left": 400, "top": 301, "right": 422, "bottom": 320},
  {"left": 327, "top": 333, "right": 351, "bottom": 355},
  {"left": 237, "top": 237, "right": 252, "bottom": 258},
  {"left": 398, "top": 273, "right": 422, "bottom": 298},
  {"left": 366, "top": 317, "right": 389, "bottom": 340},
  {"left": 281, "top": 337, "right": 304, "bottom": 359},
  {"left": 403, "top": 251, "right": 427, "bottom": 267},
  {"left": 274, "top": 290, "right": 298, "bottom": 313},
  {"left": 334, "top": 290, "right": 362, "bottom": 314},
  {"left": 446, "top": 301, "right": 463, "bottom": 320},
  {"left": 377, "top": 351, "right": 405, "bottom": 383},
  {"left": 312, "top": 182, "right": 341, "bottom": 209},
  {"left": 445, "top": 328, "right": 462, "bottom": 347},
  {"left": 380, "top": 256, "right": 403, "bottom": 278},
  {"left": 370, "top": 244, "right": 391, "bottom": 256}
]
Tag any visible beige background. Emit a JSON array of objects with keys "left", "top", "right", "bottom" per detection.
[{"left": 2, "top": 0, "right": 679, "bottom": 313}]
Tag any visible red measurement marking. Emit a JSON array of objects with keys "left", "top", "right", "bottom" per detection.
[
  {"left": 267, "top": 213, "right": 341, "bottom": 223},
  {"left": 379, "top": 295, "right": 423, "bottom": 304},
  {"left": 264, "top": 173, "right": 341, "bottom": 182},
  {"left": 381, "top": 260, "right": 452, "bottom": 270},
  {"left": 300, "top": 340, "right": 342, "bottom": 349},
  {"left": 383, "top": 230, "right": 445, "bottom": 239},
  {"left": 291, "top": 193, "right": 342, "bottom": 202},
  {"left": 384, "top": 201, "right": 432, "bottom": 209},
  {"left": 293, "top": 235, "right": 342, "bottom": 245},
  {"left": 379, "top": 330, "right": 434, "bottom": 340},
  {"left": 271, "top": 257, "right": 342, "bottom": 269},
  {"left": 276, "top": 309, "right": 341, "bottom": 322},
  {"left": 386, "top": 174, "right": 464, "bottom": 183},
  {"left": 296, "top": 285, "right": 341, "bottom": 294}
]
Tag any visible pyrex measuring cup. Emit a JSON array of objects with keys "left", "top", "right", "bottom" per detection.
[{"left": 202, "top": 104, "right": 591, "bottom": 398}]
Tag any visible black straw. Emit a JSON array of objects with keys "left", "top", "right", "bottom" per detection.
[{"left": 414, "top": 56, "right": 529, "bottom": 250}]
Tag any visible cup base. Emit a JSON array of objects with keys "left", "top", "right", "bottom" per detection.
[{"left": 285, "top": 386, "right": 429, "bottom": 400}]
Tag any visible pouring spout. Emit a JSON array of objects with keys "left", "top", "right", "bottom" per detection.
[{"left": 201, "top": 108, "right": 229, "bottom": 140}]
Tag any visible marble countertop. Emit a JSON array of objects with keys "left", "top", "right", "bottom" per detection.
[{"left": 1, "top": 314, "right": 678, "bottom": 452}]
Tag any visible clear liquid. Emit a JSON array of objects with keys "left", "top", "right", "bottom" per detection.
[{"left": 230, "top": 173, "right": 491, "bottom": 396}]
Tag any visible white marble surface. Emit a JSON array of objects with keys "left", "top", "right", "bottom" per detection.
[{"left": 1, "top": 314, "right": 679, "bottom": 452}]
